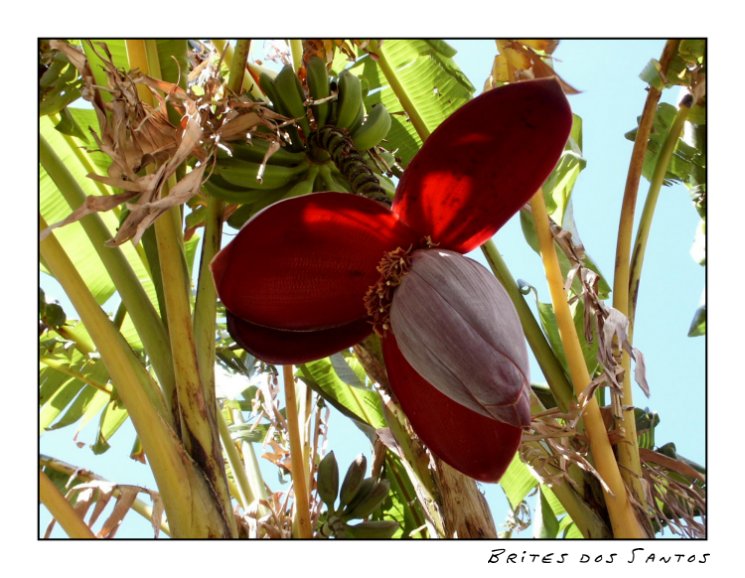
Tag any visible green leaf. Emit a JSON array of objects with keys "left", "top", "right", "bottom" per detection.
[
  {"left": 688, "top": 304, "right": 706, "bottom": 337},
  {"left": 39, "top": 47, "right": 83, "bottom": 116},
  {"left": 63, "top": 107, "right": 113, "bottom": 175},
  {"left": 639, "top": 59, "right": 665, "bottom": 90},
  {"left": 635, "top": 408, "right": 660, "bottom": 450},
  {"left": 54, "top": 108, "right": 88, "bottom": 141},
  {"left": 91, "top": 397, "right": 129, "bottom": 454},
  {"left": 40, "top": 115, "right": 162, "bottom": 351},
  {"left": 500, "top": 453, "right": 537, "bottom": 510},
  {"left": 625, "top": 102, "right": 706, "bottom": 189},
  {"left": 298, "top": 358, "right": 386, "bottom": 435},
  {"left": 40, "top": 375, "right": 82, "bottom": 433},
  {"left": 678, "top": 40, "right": 705, "bottom": 64},
  {"left": 522, "top": 283, "right": 599, "bottom": 377},
  {"left": 379, "top": 456, "right": 424, "bottom": 538},
  {"left": 40, "top": 346, "right": 112, "bottom": 438},
  {"left": 346, "top": 40, "right": 475, "bottom": 165},
  {"left": 535, "top": 488, "right": 560, "bottom": 539},
  {"left": 542, "top": 115, "right": 586, "bottom": 225}
]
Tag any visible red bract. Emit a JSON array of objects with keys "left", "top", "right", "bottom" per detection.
[{"left": 212, "top": 78, "right": 572, "bottom": 482}]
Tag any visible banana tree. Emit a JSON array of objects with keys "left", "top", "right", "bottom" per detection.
[{"left": 39, "top": 38, "right": 705, "bottom": 539}]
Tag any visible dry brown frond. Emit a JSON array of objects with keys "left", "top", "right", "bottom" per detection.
[
  {"left": 639, "top": 448, "right": 706, "bottom": 538},
  {"left": 41, "top": 40, "right": 286, "bottom": 245},
  {"left": 43, "top": 479, "right": 164, "bottom": 539}
]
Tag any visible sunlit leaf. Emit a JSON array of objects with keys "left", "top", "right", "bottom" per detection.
[
  {"left": 688, "top": 304, "right": 706, "bottom": 337},
  {"left": 535, "top": 488, "right": 560, "bottom": 538},
  {"left": 341, "top": 40, "right": 475, "bottom": 165},
  {"left": 91, "top": 397, "right": 128, "bottom": 454},
  {"left": 298, "top": 357, "right": 386, "bottom": 436},
  {"left": 500, "top": 453, "right": 537, "bottom": 510}
]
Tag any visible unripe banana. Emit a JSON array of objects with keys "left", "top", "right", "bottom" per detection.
[
  {"left": 223, "top": 138, "right": 308, "bottom": 167},
  {"left": 351, "top": 104, "right": 392, "bottom": 150},
  {"left": 342, "top": 479, "right": 391, "bottom": 520},
  {"left": 214, "top": 157, "right": 309, "bottom": 190},
  {"left": 348, "top": 103, "right": 366, "bottom": 134},
  {"left": 274, "top": 65, "right": 311, "bottom": 136},
  {"left": 224, "top": 186, "right": 293, "bottom": 228},
  {"left": 204, "top": 174, "right": 294, "bottom": 205},
  {"left": 339, "top": 454, "right": 367, "bottom": 507},
  {"left": 345, "top": 520, "right": 399, "bottom": 539},
  {"left": 305, "top": 56, "right": 330, "bottom": 128},
  {"left": 283, "top": 164, "right": 320, "bottom": 199},
  {"left": 334, "top": 70, "right": 363, "bottom": 129},
  {"left": 258, "top": 72, "right": 282, "bottom": 110},
  {"left": 203, "top": 174, "right": 255, "bottom": 202},
  {"left": 316, "top": 451, "right": 339, "bottom": 509},
  {"left": 317, "top": 163, "right": 351, "bottom": 193},
  {"left": 259, "top": 72, "right": 303, "bottom": 150}
]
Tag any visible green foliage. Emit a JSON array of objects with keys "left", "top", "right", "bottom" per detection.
[
  {"left": 343, "top": 40, "right": 475, "bottom": 165},
  {"left": 38, "top": 38, "right": 706, "bottom": 540},
  {"left": 688, "top": 304, "right": 706, "bottom": 337},
  {"left": 298, "top": 356, "right": 387, "bottom": 436},
  {"left": 520, "top": 282, "right": 600, "bottom": 377},
  {"left": 625, "top": 102, "right": 706, "bottom": 189}
]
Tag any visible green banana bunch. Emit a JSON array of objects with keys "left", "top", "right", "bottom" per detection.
[
  {"left": 333, "top": 70, "right": 363, "bottom": 130},
  {"left": 273, "top": 65, "right": 311, "bottom": 137},
  {"left": 283, "top": 164, "right": 320, "bottom": 199},
  {"left": 340, "top": 478, "right": 391, "bottom": 520},
  {"left": 344, "top": 520, "right": 399, "bottom": 539},
  {"left": 351, "top": 103, "right": 392, "bottom": 150},
  {"left": 222, "top": 138, "right": 307, "bottom": 167},
  {"left": 213, "top": 157, "right": 310, "bottom": 190},
  {"left": 305, "top": 56, "right": 330, "bottom": 128},
  {"left": 203, "top": 174, "right": 290, "bottom": 203}
]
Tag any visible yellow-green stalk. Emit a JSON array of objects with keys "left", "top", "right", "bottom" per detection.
[
  {"left": 41, "top": 217, "right": 229, "bottom": 537},
  {"left": 612, "top": 39, "right": 681, "bottom": 508},
  {"left": 283, "top": 365, "right": 313, "bottom": 538},
  {"left": 125, "top": 39, "right": 237, "bottom": 537},
  {"left": 530, "top": 192, "right": 647, "bottom": 538},
  {"left": 40, "top": 471, "right": 96, "bottom": 539}
]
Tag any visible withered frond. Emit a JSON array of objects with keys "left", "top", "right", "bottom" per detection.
[{"left": 41, "top": 40, "right": 285, "bottom": 246}]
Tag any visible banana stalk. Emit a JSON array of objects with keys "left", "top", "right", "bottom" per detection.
[
  {"left": 125, "top": 39, "right": 237, "bottom": 538},
  {"left": 41, "top": 217, "right": 230, "bottom": 537}
]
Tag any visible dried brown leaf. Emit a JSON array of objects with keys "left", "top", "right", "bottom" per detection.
[
  {"left": 98, "top": 486, "right": 138, "bottom": 538},
  {"left": 84, "top": 483, "right": 114, "bottom": 528},
  {"left": 40, "top": 191, "right": 139, "bottom": 241}
]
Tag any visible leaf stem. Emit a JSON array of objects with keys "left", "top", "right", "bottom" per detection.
[
  {"left": 628, "top": 96, "right": 693, "bottom": 328},
  {"left": 39, "top": 136, "right": 177, "bottom": 419},
  {"left": 481, "top": 240, "right": 574, "bottom": 411},
  {"left": 227, "top": 39, "right": 251, "bottom": 95},
  {"left": 40, "top": 470, "right": 96, "bottom": 539},
  {"left": 126, "top": 39, "right": 237, "bottom": 538},
  {"left": 41, "top": 217, "right": 227, "bottom": 537},
  {"left": 217, "top": 411, "right": 253, "bottom": 510},
  {"left": 283, "top": 365, "right": 313, "bottom": 538},
  {"left": 40, "top": 454, "right": 172, "bottom": 536},
  {"left": 368, "top": 41, "right": 431, "bottom": 141},
  {"left": 529, "top": 191, "right": 646, "bottom": 538},
  {"left": 612, "top": 39, "right": 680, "bottom": 505}
]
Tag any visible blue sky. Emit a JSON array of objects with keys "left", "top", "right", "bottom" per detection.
[{"left": 39, "top": 39, "right": 705, "bottom": 538}]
